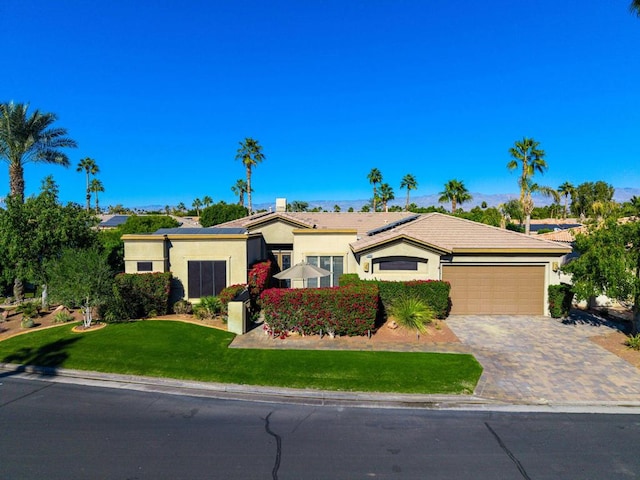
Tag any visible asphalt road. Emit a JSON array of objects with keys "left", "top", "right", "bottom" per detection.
[{"left": 1, "top": 377, "right": 639, "bottom": 479}]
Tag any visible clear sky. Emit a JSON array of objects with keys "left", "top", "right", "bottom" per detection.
[{"left": 2, "top": 0, "right": 639, "bottom": 209}]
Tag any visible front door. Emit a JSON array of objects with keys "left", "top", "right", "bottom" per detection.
[{"left": 271, "top": 249, "right": 292, "bottom": 287}]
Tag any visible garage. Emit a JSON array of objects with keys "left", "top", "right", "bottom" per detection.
[{"left": 442, "top": 265, "right": 545, "bottom": 315}]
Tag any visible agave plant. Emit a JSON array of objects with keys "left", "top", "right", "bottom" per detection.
[{"left": 389, "top": 296, "right": 434, "bottom": 340}]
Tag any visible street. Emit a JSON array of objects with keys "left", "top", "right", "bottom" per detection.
[{"left": 1, "top": 377, "right": 639, "bottom": 479}]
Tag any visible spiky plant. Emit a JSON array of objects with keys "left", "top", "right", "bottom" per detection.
[{"left": 389, "top": 296, "right": 434, "bottom": 340}]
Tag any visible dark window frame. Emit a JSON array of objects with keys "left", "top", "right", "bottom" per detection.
[
  {"left": 187, "top": 260, "right": 227, "bottom": 298},
  {"left": 137, "top": 261, "right": 153, "bottom": 272}
]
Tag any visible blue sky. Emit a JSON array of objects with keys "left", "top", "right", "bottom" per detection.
[{"left": 2, "top": 1, "right": 639, "bottom": 209}]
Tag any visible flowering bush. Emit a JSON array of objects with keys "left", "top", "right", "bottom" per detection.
[
  {"left": 219, "top": 284, "right": 247, "bottom": 316},
  {"left": 260, "top": 284, "right": 378, "bottom": 337},
  {"left": 247, "top": 260, "right": 272, "bottom": 312}
]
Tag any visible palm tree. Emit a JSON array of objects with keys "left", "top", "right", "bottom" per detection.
[
  {"left": 89, "top": 178, "right": 104, "bottom": 213},
  {"left": 400, "top": 174, "right": 418, "bottom": 211},
  {"left": 231, "top": 179, "right": 249, "bottom": 207},
  {"left": 438, "top": 179, "right": 472, "bottom": 214},
  {"left": 631, "top": 0, "right": 640, "bottom": 16},
  {"left": 0, "top": 102, "right": 76, "bottom": 201},
  {"left": 202, "top": 195, "right": 213, "bottom": 208},
  {"left": 367, "top": 168, "right": 382, "bottom": 212},
  {"left": 176, "top": 202, "right": 186, "bottom": 214},
  {"left": 507, "top": 137, "right": 547, "bottom": 235},
  {"left": 76, "top": 158, "right": 99, "bottom": 211},
  {"left": 379, "top": 183, "right": 395, "bottom": 212},
  {"left": 192, "top": 197, "right": 203, "bottom": 216},
  {"left": 558, "top": 182, "right": 574, "bottom": 219},
  {"left": 235, "top": 138, "right": 265, "bottom": 213}
]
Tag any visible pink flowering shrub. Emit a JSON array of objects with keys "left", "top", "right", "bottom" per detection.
[{"left": 260, "top": 284, "right": 378, "bottom": 337}]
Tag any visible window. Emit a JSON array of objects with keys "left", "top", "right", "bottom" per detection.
[
  {"left": 137, "top": 261, "right": 153, "bottom": 272},
  {"left": 188, "top": 261, "right": 227, "bottom": 298},
  {"left": 306, "top": 256, "right": 344, "bottom": 288},
  {"left": 378, "top": 260, "right": 418, "bottom": 271}
]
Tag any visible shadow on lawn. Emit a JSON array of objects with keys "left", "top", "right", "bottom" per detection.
[{"left": 0, "top": 337, "right": 82, "bottom": 378}]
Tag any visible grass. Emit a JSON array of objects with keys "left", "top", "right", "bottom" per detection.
[{"left": 0, "top": 321, "right": 482, "bottom": 395}]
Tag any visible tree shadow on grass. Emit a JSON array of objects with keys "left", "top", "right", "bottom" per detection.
[{"left": 0, "top": 337, "right": 82, "bottom": 378}]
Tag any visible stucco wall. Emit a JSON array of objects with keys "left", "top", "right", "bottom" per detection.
[
  {"left": 123, "top": 237, "right": 167, "bottom": 273},
  {"left": 354, "top": 241, "right": 441, "bottom": 281}
]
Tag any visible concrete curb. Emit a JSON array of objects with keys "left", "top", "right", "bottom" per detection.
[{"left": 3, "top": 363, "right": 640, "bottom": 413}]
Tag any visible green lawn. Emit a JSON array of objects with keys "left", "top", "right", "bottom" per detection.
[{"left": 0, "top": 321, "right": 482, "bottom": 394}]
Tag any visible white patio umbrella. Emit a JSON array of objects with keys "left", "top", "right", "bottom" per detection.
[{"left": 273, "top": 261, "right": 331, "bottom": 287}]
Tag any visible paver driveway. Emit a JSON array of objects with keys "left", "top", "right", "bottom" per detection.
[{"left": 446, "top": 313, "right": 640, "bottom": 404}]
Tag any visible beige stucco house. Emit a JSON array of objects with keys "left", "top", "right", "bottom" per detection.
[{"left": 123, "top": 211, "right": 571, "bottom": 316}]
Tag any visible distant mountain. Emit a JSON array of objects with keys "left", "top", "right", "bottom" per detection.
[{"left": 131, "top": 187, "right": 640, "bottom": 212}]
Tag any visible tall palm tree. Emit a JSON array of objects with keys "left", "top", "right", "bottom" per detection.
[
  {"left": 76, "top": 157, "right": 99, "bottom": 211},
  {"left": 631, "top": 0, "right": 640, "bottom": 16},
  {"left": 192, "top": 197, "right": 203, "bottom": 216},
  {"left": 202, "top": 195, "right": 213, "bottom": 208},
  {"left": 507, "top": 137, "right": 547, "bottom": 235},
  {"left": 378, "top": 183, "right": 394, "bottom": 212},
  {"left": 0, "top": 102, "right": 76, "bottom": 201},
  {"left": 231, "top": 179, "right": 249, "bottom": 207},
  {"left": 367, "top": 168, "right": 382, "bottom": 212},
  {"left": 235, "top": 137, "right": 265, "bottom": 214},
  {"left": 400, "top": 174, "right": 418, "bottom": 211},
  {"left": 558, "top": 182, "right": 574, "bottom": 219},
  {"left": 89, "top": 178, "right": 104, "bottom": 213},
  {"left": 438, "top": 179, "right": 472, "bottom": 214}
]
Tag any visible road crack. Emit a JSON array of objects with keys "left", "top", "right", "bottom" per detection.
[
  {"left": 485, "top": 422, "right": 532, "bottom": 480},
  {"left": 264, "top": 411, "right": 282, "bottom": 480}
]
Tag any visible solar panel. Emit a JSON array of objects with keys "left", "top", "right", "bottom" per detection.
[
  {"left": 153, "top": 227, "right": 247, "bottom": 235},
  {"left": 366, "top": 214, "right": 421, "bottom": 236}
]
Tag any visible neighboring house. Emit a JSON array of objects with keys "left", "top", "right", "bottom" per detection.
[{"left": 123, "top": 210, "right": 571, "bottom": 316}]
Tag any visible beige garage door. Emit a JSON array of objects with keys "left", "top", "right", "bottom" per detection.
[{"left": 442, "top": 265, "right": 545, "bottom": 315}]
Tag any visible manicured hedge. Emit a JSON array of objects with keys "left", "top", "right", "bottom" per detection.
[
  {"left": 218, "top": 284, "right": 247, "bottom": 316},
  {"left": 261, "top": 284, "right": 379, "bottom": 337},
  {"left": 339, "top": 275, "right": 450, "bottom": 319},
  {"left": 106, "top": 272, "right": 172, "bottom": 321},
  {"left": 548, "top": 283, "right": 574, "bottom": 318}
]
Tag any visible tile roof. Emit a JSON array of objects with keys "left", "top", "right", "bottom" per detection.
[
  {"left": 219, "top": 211, "right": 416, "bottom": 235},
  {"left": 350, "top": 213, "right": 571, "bottom": 253}
]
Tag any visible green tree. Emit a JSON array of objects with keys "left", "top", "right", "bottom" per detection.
[
  {"left": 76, "top": 157, "right": 99, "bottom": 211},
  {"left": 570, "top": 181, "right": 615, "bottom": 220},
  {"left": 0, "top": 102, "right": 76, "bottom": 202},
  {"left": 562, "top": 219, "right": 640, "bottom": 333},
  {"left": 231, "top": 179, "right": 249, "bottom": 207},
  {"left": 438, "top": 179, "right": 472, "bottom": 214},
  {"left": 89, "top": 178, "right": 104, "bottom": 213},
  {"left": 202, "top": 196, "right": 213, "bottom": 208},
  {"left": 378, "top": 183, "right": 394, "bottom": 212},
  {"left": 192, "top": 197, "right": 203, "bottom": 216},
  {"left": 199, "top": 202, "right": 248, "bottom": 227},
  {"left": 235, "top": 138, "right": 265, "bottom": 213},
  {"left": 631, "top": 0, "right": 640, "bottom": 16},
  {"left": 400, "top": 174, "right": 418, "bottom": 211},
  {"left": 289, "top": 200, "right": 309, "bottom": 212},
  {"left": 558, "top": 182, "right": 574, "bottom": 219},
  {"left": 175, "top": 202, "right": 186, "bottom": 214},
  {"left": 333, "top": 204, "right": 341, "bottom": 212},
  {"left": 367, "top": 168, "right": 382, "bottom": 212},
  {"left": 0, "top": 179, "right": 98, "bottom": 295},
  {"left": 507, "top": 137, "right": 547, "bottom": 235},
  {"left": 500, "top": 199, "right": 524, "bottom": 228},
  {"left": 46, "top": 247, "right": 114, "bottom": 328}
]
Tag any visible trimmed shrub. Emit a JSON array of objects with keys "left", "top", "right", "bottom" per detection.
[
  {"left": 107, "top": 272, "right": 172, "bottom": 320},
  {"left": 16, "top": 302, "right": 39, "bottom": 320},
  {"left": 261, "top": 284, "right": 378, "bottom": 337},
  {"left": 338, "top": 273, "right": 360, "bottom": 286},
  {"left": 172, "top": 299, "right": 193, "bottom": 315},
  {"left": 337, "top": 277, "right": 450, "bottom": 319},
  {"left": 548, "top": 284, "right": 573, "bottom": 318},
  {"left": 219, "top": 284, "right": 247, "bottom": 316}
]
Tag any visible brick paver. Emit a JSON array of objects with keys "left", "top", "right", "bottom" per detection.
[{"left": 446, "top": 314, "right": 640, "bottom": 403}]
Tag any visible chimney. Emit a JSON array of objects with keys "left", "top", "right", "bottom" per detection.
[{"left": 275, "top": 198, "right": 287, "bottom": 212}]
